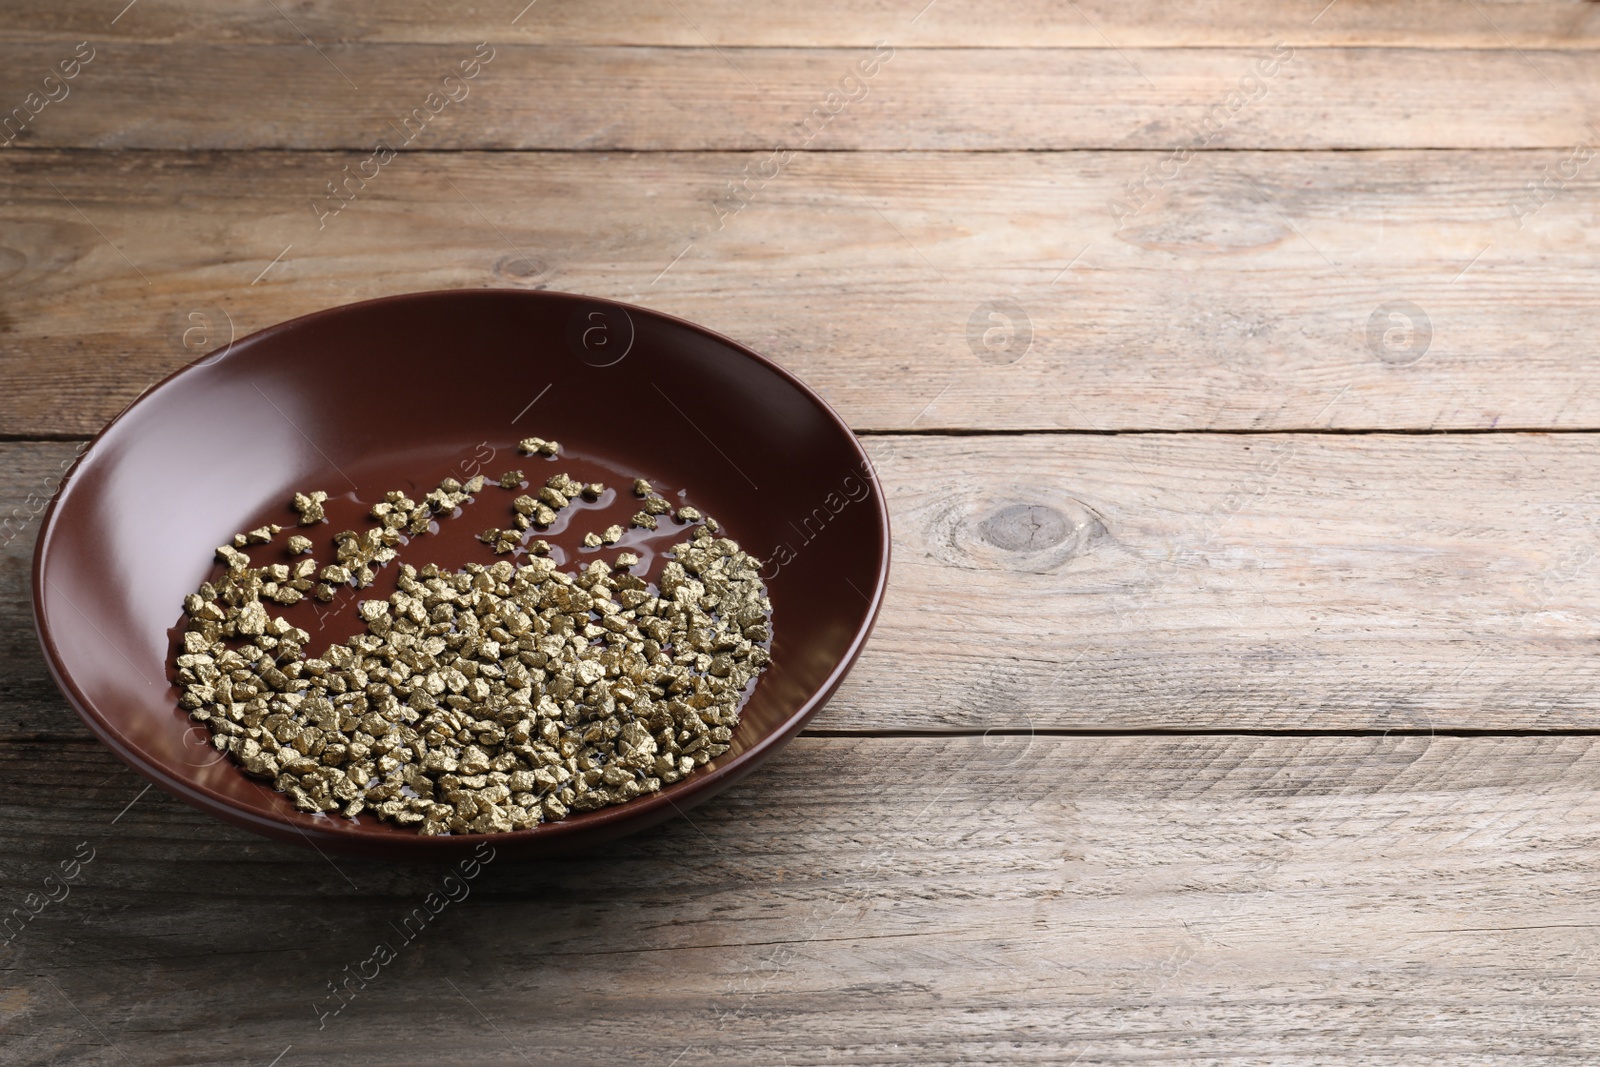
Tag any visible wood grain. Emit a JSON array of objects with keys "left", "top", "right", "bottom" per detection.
[
  {"left": 0, "top": 43, "right": 1596, "bottom": 151},
  {"left": 10, "top": 433, "right": 1600, "bottom": 738},
  {"left": 2, "top": 149, "right": 1597, "bottom": 436},
  {"left": 4, "top": 732, "right": 1600, "bottom": 1065},
  {"left": 5, "top": 1, "right": 1596, "bottom": 1061},
  {"left": 854, "top": 432, "right": 1600, "bottom": 733},
  {"left": 4, "top": 0, "right": 1599, "bottom": 48}
]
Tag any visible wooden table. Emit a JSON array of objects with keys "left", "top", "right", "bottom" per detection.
[{"left": 5, "top": 3, "right": 1600, "bottom": 1062}]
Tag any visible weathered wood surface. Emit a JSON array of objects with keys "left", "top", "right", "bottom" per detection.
[
  {"left": 4, "top": 149, "right": 1600, "bottom": 437},
  {"left": 1, "top": 43, "right": 1596, "bottom": 151},
  {"left": 4, "top": 733, "right": 1600, "bottom": 1065},
  {"left": 859, "top": 431, "right": 1600, "bottom": 733},
  {"left": 5, "top": 0, "right": 1600, "bottom": 48},
  {"left": 11, "top": 433, "right": 1600, "bottom": 738},
  {"left": 6, "top": 0, "right": 1600, "bottom": 1061}
]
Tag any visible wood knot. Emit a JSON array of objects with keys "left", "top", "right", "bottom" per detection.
[
  {"left": 494, "top": 253, "right": 549, "bottom": 285},
  {"left": 979, "top": 504, "right": 1070, "bottom": 553},
  {"left": 912, "top": 491, "right": 1107, "bottom": 573}
]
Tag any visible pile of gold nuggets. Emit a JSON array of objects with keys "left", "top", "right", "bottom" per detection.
[{"left": 173, "top": 438, "right": 771, "bottom": 835}]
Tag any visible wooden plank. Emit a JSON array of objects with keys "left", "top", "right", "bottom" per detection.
[
  {"left": 11, "top": 433, "right": 1600, "bottom": 738},
  {"left": 2, "top": 149, "right": 1599, "bottom": 436},
  {"left": 0, "top": 445, "right": 85, "bottom": 741},
  {"left": 1, "top": 43, "right": 1596, "bottom": 151},
  {"left": 4, "top": 733, "right": 1600, "bottom": 1064},
  {"left": 851, "top": 431, "right": 1600, "bottom": 733},
  {"left": 4, "top": 0, "right": 1599, "bottom": 48}
]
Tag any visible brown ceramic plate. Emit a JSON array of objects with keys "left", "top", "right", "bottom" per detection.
[{"left": 33, "top": 289, "right": 889, "bottom": 860}]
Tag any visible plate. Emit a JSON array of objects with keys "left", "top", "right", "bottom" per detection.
[{"left": 33, "top": 290, "right": 889, "bottom": 860}]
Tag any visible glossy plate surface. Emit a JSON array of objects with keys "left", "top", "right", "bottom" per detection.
[{"left": 33, "top": 290, "right": 890, "bottom": 860}]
